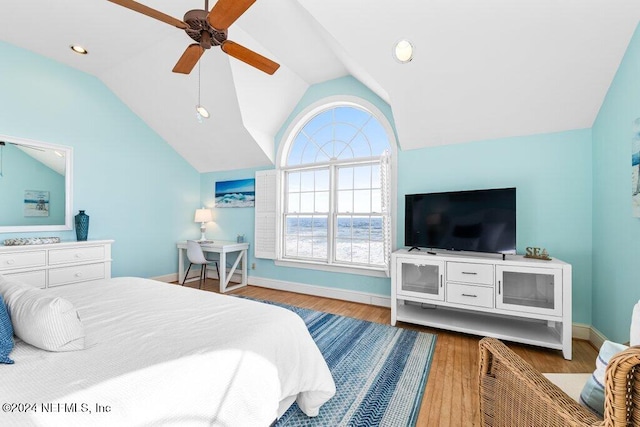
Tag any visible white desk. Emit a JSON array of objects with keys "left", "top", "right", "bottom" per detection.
[{"left": 177, "top": 240, "right": 249, "bottom": 293}]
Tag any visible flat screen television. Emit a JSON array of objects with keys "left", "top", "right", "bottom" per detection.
[{"left": 405, "top": 188, "right": 516, "bottom": 254}]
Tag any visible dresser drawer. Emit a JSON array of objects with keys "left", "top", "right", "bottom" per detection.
[
  {"left": 48, "top": 263, "right": 105, "bottom": 287},
  {"left": 49, "top": 246, "right": 105, "bottom": 265},
  {"left": 447, "top": 262, "right": 494, "bottom": 285},
  {"left": 0, "top": 251, "right": 46, "bottom": 271},
  {"left": 3, "top": 270, "right": 47, "bottom": 289},
  {"left": 447, "top": 283, "right": 494, "bottom": 308}
]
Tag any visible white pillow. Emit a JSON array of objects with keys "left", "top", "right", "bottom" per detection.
[
  {"left": 0, "top": 277, "right": 85, "bottom": 352},
  {"left": 630, "top": 301, "right": 640, "bottom": 346}
]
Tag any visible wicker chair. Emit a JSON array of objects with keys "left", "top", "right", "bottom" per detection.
[{"left": 478, "top": 337, "right": 640, "bottom": 426}]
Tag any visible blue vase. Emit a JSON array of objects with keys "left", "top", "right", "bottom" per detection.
[{"left": 75, "top": 210, "right": 89, "bottom": 241}]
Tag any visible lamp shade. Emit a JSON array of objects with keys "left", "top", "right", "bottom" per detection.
[{"left": 194, "top": 208, "right": 213, "bottom": 223}]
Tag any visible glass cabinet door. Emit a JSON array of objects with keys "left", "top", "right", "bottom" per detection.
[
  {"left": 396, "top": 258, "right": 445, "bottom": 301},
  {"left": 496, "top": 266, "right": 562, "bottom": 316}
]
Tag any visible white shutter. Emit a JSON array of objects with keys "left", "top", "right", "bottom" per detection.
[
  {"left": 380, "top": 150, "right": 392, "bottom": 276},
  {"left": 254, "top": 169, "right": 278, "bottom": 259}
]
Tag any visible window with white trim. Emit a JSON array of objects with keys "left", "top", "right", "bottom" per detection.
[{"left": 279, "top": 103, "right": 393, "bottom": 271}]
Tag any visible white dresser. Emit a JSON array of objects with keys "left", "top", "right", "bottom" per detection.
[
  {"left": 0, "top": 240, "right": 113, "bottom": 288},
  {"left": 391, "top": 249, "right": 572, "bottom": 359}
]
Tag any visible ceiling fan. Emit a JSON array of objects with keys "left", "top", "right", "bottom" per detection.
[{"left": 108, "top": 0, "right": 280, "bottom": 75}]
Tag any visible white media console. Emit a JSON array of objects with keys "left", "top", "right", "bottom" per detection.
[{"left": 391, "top": 248, "right": 572, "bottom": 359}]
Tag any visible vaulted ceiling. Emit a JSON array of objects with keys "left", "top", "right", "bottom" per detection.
[{"left": 0, "top": 1, "right": 638, "bottom": 172}]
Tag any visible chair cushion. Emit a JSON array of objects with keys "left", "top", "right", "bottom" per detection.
[
  {"left": 0, "top": 295, "right": 15, "bottom": 364},
  {"left": 579, "top": 340, "right": 629, "bottom": 416},
  {"left": 631, "top": 300, "right": 640, "bottom": 346}
]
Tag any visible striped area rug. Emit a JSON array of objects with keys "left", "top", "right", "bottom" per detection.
[{"left": 252, "top": 299, "right": 437, "bottom": 427}]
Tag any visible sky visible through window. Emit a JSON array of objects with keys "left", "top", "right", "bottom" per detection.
[{"left": 284, "top": 106, "right": 389, "bottom": 266}]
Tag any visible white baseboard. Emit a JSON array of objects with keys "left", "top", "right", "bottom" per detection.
[
  {"left": 248, "top": 275, "right": 391, "bottom": 307},
  {"left": 151, "top": 268, "right": 242, "bottom": 285},
  {"left": 158, "top": 272, "right": 607, "bottom": 349}
]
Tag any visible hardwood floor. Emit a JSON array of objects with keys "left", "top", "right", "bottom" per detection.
[{"left": 180, "top": 278, "right": 598, "bottom": 426}]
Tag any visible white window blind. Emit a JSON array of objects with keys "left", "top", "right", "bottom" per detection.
[{"left": 254, "top": 169, "right": 278, "bottom": 259}]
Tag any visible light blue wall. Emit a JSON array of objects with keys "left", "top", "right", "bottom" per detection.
[
  {"left": 202, "top": 76, "right": 594, "bottom": 324},
  {"left": 591, "top": 24, "right": 640, "bottom": 342},
  {"left": 399, "top": 130, "right": 593, "bottom": 324},
  {"left": 0, "top": 41, "right": 201, "bottom": 278},
  {"left": 0, "top": 143, "right": 65, "bottom": 226}
]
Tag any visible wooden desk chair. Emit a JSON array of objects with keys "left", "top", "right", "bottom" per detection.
[{"left": 182, "top": 240, "right": 220, "bottom": 289}]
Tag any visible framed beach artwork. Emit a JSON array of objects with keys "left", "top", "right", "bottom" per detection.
[
  {"left": 633, "top": 118, "right": 640, "bottom": 217},
  {"left": 24, "top": 190, "right": 50, "bottom": 217},
  {"left": 215, "top": 178, "right": 255, "bottom": 208}
]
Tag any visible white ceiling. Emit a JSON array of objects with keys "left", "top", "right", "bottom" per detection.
[{"left": 0, "top": 0, "right": 638, "bottom": 172}]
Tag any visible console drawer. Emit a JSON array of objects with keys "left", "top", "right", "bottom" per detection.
[
  {"left": 0, "top": 251, "right": 46, "bottom": 271},
  {"left": 48, "top": 263, "right": 105, "bottom": 287},
  {"left": 447, "top": 262, "right": 494, "bottom": 285},
  {"left": 3, "top": 270, "right": 47, "bottom": 289},
  {"left": 49, "top": 246, "right": 105, "bottom": 265},
  {"left": 447, "top": 283, "right": 494, "bottom": 308}
]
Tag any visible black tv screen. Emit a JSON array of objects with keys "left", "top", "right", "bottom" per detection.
[{"left": 405, "top": 188, "right": 516, "bottom": 254}]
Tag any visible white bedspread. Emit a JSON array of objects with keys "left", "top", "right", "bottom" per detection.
[{"left": 0, "top": 277, "right": 336, "bottom": 426}]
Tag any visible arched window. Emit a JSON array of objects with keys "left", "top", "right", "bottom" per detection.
[{"left": 277, "top": 99, "right": 395, "bottom": 272}]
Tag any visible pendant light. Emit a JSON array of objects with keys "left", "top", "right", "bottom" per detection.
[{"left": 195, "top": 61, "right": 210, "bottom": 122}]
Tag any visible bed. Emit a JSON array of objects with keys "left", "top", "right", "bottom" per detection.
[{"left": 0, "top": 276, "right": 336, "bottom": 426}]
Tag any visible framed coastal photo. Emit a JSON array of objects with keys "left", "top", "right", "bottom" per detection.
[
  {"left": 215, "top": 178, "right": 255, "bottom": 208},
  {"left": 633, "top": 117, "right": 640, "bottom": 217},
  {"left": 24, "top": 190, "right": 50, "bottom": 217}
]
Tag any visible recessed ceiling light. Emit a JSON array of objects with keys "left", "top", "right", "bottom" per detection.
[
  {"left": 70, "top": 45, "right": 88, "bottom": 55},
  {"left": 393, "top": 39, "right": 414, "bottom": 63}
]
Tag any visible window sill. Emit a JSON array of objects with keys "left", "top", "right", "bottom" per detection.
[{"left": 274, "top": 259, "right": 389, "bottom": 278}]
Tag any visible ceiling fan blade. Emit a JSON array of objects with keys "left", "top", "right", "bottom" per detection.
[
  {"left": 108, "top": 0, "right": 187, "bottom": 29},
  {"left": 208, "top": 0, "right": 256, "bottom": 30},
  {"left": 172, "top": 44, "right": 205, "bottom": 74},
  {"left": 221, "top": 41, "right": 280, "bottom": 75}
]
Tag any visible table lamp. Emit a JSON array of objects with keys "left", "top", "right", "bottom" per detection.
[{"left": 194, "top": 208, "right": 213, "bottom": 241}]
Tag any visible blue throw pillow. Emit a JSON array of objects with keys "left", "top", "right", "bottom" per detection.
[
  {"left": 579, "top": 340, "right": 628, "bottom": 416},
  {"left": 0, "top": 295, "right": 15, "bottom": 364}
]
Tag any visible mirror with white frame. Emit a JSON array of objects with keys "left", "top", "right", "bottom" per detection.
[{"left": 0, "top": 135, "right": 73, "bottom": 232}]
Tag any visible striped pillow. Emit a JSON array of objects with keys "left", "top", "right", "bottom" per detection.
[
  {"left": 0, "top": 295, "right": 14, "bottom": 364},
  {"left": 579, "top": 340, "right": 628, "bottom": 416},
  {"left": 0, "top": 279, "right": 85, "bottom": 352}
]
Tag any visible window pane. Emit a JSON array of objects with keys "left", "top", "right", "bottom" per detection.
[
  {"left": 335, "top": 239, "right": 352, "bottom": 262},
  {"left": 315, "top": 169, "right": 329, "bottom": 191},
  {"left": 370, "top": 241, "right": 384, "bottom": 265},
  {"left": 315, "top": 191, "right": 329, "bottom": 212},
  {"left": 353, "top": 190, "right": 371, "bottom": 213},
  {"left": 298, "top": 239, "right": 313, "bottom": 258},
  {"left": 285, "top": 236, "right": 297, "bottom": 257},
  {"left": 313, "top": 239, "right": 328, "bottom": 259},
  {"left": 286, "top": 216, "right": 299, "bottom": 235},
  {"left": 302, "top": 110, "right": 332, "bottom": 136},
  {"left": 371, "top": 189, "right": 381, "bottom": 213},
  {"left": 338, "top": 190, "right": 353, "bottom": 213},
  {"left": 371, "top": 165, "right": 381, "bottom": 189},
  {"left": 347, "top": 133, "right": 372, "bottom": 158},
  {"left": 351, "top": 240, "right": 370, "bottom": 264},
  {"left": 338, "top": 168, "right": 353, "bottom": 190},
  {"left": 300, "top": 171, "right": 314, "bottom": 191},
  {"left": 336, "top": 216, "right": 352, "bottom": 239},
  {"left": 352, "top": 217, "right": 371, "bottom": 239},
  {"left": 288, "top": 172, "right": 300, "bottom": 192},
  {"left": 353, "top": 165, "right": 371, "bottom": 189},
  {"left": 287, "top": 193, "right": 300, "bottom": 213},
  {"left": 371, "top": 217, "right": 383, "bottom": 241},
  {"left": 300, "top": 193, "right": 314, "bottom": 212}
]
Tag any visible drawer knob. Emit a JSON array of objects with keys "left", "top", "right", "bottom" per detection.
[
  {"left": 74, "top": 272, "right": 83, "bottom": 278},
  {"left": 6, "top": 259, "right": 15, "bottom": 265},
  {"left": 75, "top": 253, "right": 83, "bottom": 258},
  {"left": 461, "top": 272, "right": 477, "bottom": 275},
  {"left": 461, "top": 293, "right": 478, "bottom": 298}
]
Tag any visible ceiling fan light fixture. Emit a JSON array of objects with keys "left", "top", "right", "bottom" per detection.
[
  {"left": 70, "top": 45, "right": 88, "bottom": 55},
  {"left": 196, "top": 104, "right": 210, "bottom": 120},
  {"left": 393, "top": 39, "right": 414, "bottom": 63}
]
